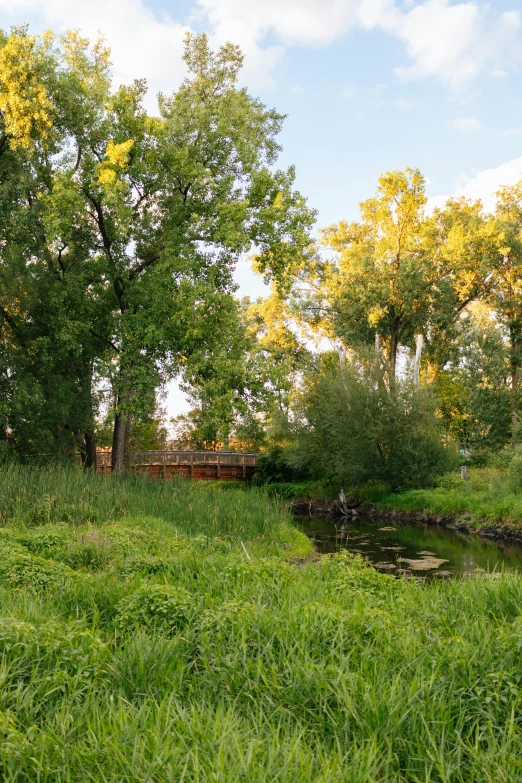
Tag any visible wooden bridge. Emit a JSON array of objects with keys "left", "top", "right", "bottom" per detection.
[{"left": 96, "top": 450, "right": 259, "bottom": 482}]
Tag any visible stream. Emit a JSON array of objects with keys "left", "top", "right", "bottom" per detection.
[{"left": 295, "top": 514, "right": 522, "bottom": 577}]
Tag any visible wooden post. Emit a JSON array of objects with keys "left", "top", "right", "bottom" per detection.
[
  {"left": 217, "top": 452, "right": 220, "bottom": 480},
  {"left": 102, "top": 451, "right": 107, "bottom": 476},
  {"left": 162, "top": 451, "right": 166, "bottom": 480},
  {"left": 461, "top": 465, "right": 469, "bottom": 493},
  {"left": 242, "top": 455, "right": 246, "bottom": 480},
  {"left": 190, "top": 450, "right": 194, "bottom": 479}
]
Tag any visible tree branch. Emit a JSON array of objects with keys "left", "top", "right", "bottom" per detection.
[
  {"left": 89, "top": 327, "right": 119, "bottom": 355},
  {"left": 127, "top": 248, "right": 164, "bottom": 282}
]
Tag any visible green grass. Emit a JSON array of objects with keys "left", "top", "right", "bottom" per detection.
[
  {"left": 0, "top": 466, "right": 522, "bottom": 780},
  {"left": 380, "top": 468, "right": 522, "bottom": 528},
  {"left": 261, "top": 478, "right": 337, "bottom": 500}
]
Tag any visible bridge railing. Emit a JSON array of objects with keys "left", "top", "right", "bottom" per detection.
[{"left": 95, "top": 449, "right": 258, "bottom": 470}]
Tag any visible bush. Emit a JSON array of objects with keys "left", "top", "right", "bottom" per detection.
[
  {"left": 116, "top": 584, "right": 194, "bottom": 635},
  {"left": 505, "top": 444, "right": 522, "bottom": 491},
  {"left": 0, "top": 549, "right": 75, "bottom": 589},
  {"left": 255, "top": 445, "right": 310, "bottom": 484},
  {"left": 289, "top": 365, "right": 457, "bottom": 490}
]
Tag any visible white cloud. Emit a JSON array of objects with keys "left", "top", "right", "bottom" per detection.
[
  {"left": 192, "top": 0, "right": 363, "bottom": 85},
  {"left": 491, "top": 68, "right": 508, "bottom": 78},
  {"left": 1, "top": 0, "right": 520, "bottom": 94},
  {"left": 499, "top": 127, "right": 522, "bottom": 137},
  {"left": 386, "top": 1, "right": 520, "bottom": 87},
  {"left": 453, "top": 117, "right": 481, "bottom": 131},
  {"left": 0, "top": 0, "right": 191, "bottom": 104},
  {"left": 196, "top": 0, "right": 521, "bottom": 88},
  {"left": 428, "top": 156, "right": 522, "bottom": 213},
  {"left": 291, "top": 83, "right": 305, "bottom": 94},
  {"left": 195, "top": 0, "right": 363, "bottom": 48}
]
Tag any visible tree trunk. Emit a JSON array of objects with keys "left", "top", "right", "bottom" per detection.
[
  {"left": 77, "top": 361, "right": 98, "bottom": 468},
  {"left": 511, "top": 326, "right": 520, "bottom": 446},
  {"left": 388, "top": 330, "right": 399, "bottom": 380},
  {"left": 111, "top": 368, "right": 136, "bottom": 474},
  {"left": 125, "top": 412, "right": 134, "bottom": 450},
  {"left": 83, "top": 430, "right": 97, "bottom": 469},
  {"left": 111, "top": 410, "right": 126, "bottom": 474},
  {"left": 413, "top": 334, "right": 423, "bottom": 390}
]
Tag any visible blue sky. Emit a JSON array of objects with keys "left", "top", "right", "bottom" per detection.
[{"left": 1, "top": 0, "right": 521, "bottom": 416}]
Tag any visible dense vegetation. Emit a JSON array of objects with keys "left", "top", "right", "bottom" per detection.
[
  {"left": 0, "top": 468, "right": 519, "bottom": 780},
  {"left": 0, "top": 27, "right": 313, "bottom": 467},
  {"left": 2, "top": 26, "right": 522, "bottom": 493}
]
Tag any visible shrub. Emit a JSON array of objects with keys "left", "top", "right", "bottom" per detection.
[
  {"left": 116, "top": 584, "right": 194, "bottom": 635},
  {"left": 289, "top": 365, "right": 456, "bottom": 490},
  {"left": 0, "top": 549, "right": 75, "bottom": 589}
]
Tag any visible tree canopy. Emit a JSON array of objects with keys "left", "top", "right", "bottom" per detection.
[{"left": 0, "top": 27, "right": 315, "bottom": 468}]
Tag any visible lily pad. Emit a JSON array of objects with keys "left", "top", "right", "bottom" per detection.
[
  {"left": 373, "top": 562, "right": 397, "bottom": 570},
  {"left": 378, "top": 527, "right": 396, "bottom": 531}
]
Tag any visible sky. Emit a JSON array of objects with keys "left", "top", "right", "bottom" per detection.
[{"left": 1, "top": 0, "right": 521, "bottom": 419}]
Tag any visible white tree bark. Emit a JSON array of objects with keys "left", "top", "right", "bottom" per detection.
[{"left": 414, "top": 333, "right": 424, "bottom": 390}]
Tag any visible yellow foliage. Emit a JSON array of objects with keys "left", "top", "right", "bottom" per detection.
[
  {"left": 106, "top": 139, "right": 134, "bottom": 168},
  {"left": 367, "top": 305, "right": 385, "bottom": 328},
  {"left": 98, "top": 140, "right": 134, "bottom": 185},
  {"left": 0, "top": 31, "right": 54, "bottom": 148},
  {"left": 273, "top": 191, "right": 283, "bottom": 209},
  {"left": 98, "top": 168, "right": 117, "bottom": 185}
]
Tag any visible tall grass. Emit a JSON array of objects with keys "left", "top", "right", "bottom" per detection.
[
  {"left": 0, "top": 464, "right": 308, "bottom": 550},
  {"left": 0, "top": 466, "right": 521, "bottom": 779}
]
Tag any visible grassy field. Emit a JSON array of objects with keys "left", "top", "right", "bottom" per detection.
[{"left": 0, "top": 467, "right": 522, "bottom": 780}]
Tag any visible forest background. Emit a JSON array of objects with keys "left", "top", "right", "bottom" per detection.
[{"left": 2, "top": 27, "right": 522, "bottom": 496}]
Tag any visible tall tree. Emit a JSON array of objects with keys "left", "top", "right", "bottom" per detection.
[
  {"left": 72, "top": 32, "right": 314, "bottom": 471},
  {"left": 0, "top": 29, "right": 315, "bottom": 468},
  {"left": 0, "top": 28, "right": 113, "bottom": 461},
  {"left": 492, "top": 182, "right": 522, "bottom": 444},
  {"left": 313, "top": 168, "right": 430, "bottom": 379},
  {"left": 289, "top": 170, "right": 500, "bottom": 387}
]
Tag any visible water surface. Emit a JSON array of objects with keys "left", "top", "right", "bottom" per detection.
[{"left": 296, "top": 514, "right": 522, "bottom": 577}]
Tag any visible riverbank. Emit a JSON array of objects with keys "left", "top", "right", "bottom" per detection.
[
  {"left": 292, "top": 497, "right": 522, "bottom": 544},
  {"left": 375, "top": 467, "right": 522, "bottom": 541},
  {"left": 282, "top": 468, "right": 522, "bottom": 543},
  {"left": 373, "top": 499, "right": 522, "bottom": 542}
]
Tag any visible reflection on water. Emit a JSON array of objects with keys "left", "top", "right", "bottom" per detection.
[{"left": 295, "top": 515, "right": 522, "bottom": 578}]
